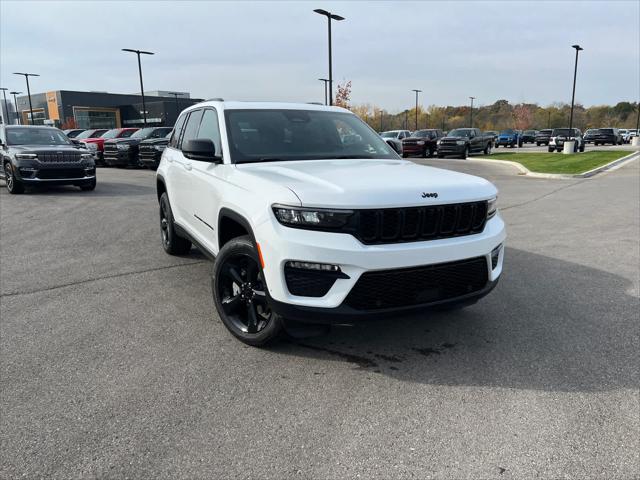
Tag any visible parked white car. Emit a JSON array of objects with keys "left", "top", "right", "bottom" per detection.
[{"left": 156, "top": 101, "right": 505, "bottom": 345}]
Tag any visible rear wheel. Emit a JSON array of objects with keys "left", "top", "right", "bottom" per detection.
[
  {"left": 213, "top": 236, "right": 283, "bottom": 346},
  {"left": 159, "top": 193, "right": 192, "bottom": 255},
  {"left": 79, "top": 178, "right": 96, "bottom": 191},
  {"left": 4, "top": 163, "right": 25, "bottom": 194}
]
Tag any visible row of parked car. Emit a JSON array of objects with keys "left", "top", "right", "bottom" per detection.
[
  {"left": 63, "top": 127, "right": 173, "bottom": 168},
  {"left": 380, "top": 126, "right": 638, "bottom": 158}
]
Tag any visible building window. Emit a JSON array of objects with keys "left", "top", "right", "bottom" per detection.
[{"left": 73, "top": 108, "right": 119, "bottom": 129}]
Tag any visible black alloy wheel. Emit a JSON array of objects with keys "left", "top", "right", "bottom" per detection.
[
  {"left": 4, "top": 163, "right": 24, "bottom": 194},
  {"left": 213, "top": 236, "right": 282, "bottom": 346}
]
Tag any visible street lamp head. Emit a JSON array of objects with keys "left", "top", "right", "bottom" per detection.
[
  {"left": 0, "top": 88, "right": 7, "bottom": 92},
  {"left": 10, "top": 91, "right": 22, "bottom": 95},
  {"left": 412, "top": 89, "right": 422, "bottom": 93},
  {"left": 572, "top": 44, "right": 583, "bottom": 51},
  {"left": 13, "top": 72, "right": 40, "bottom": 77},
  {"left": 313, "top": 9, "right": 344, "bottom": 20}
]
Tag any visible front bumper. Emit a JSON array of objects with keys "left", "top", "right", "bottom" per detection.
[
  {"left": 402, "top": 144, "right": 427, "bottom": 155},
  {"left": 104, "top": 149, "right": 136, "bottom": 166},
  {"left": 496, "top": 138, "right": 517, "bottom": 145},
  {"left": 256, "top": 213, "right": 506, "bottom": 322},
  {"left": 437, "top": 144, "right": 466, "bottom": 155}
]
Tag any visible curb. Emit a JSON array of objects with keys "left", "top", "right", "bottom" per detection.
[{"left": 463, "top": 151, "right": 640, "bottom": 179}]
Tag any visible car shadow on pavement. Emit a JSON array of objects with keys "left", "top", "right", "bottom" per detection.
[
  {"left": 270, "top": 247, "right": 639, "bottom": 393},
  {"left": 11, "top": 181, "right": 155, "bottom": 197}
]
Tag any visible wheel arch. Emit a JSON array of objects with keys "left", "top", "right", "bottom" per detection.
[
  {"left": 156, "top": 174, "right": 167, "bottom": 203},
  {"left": 218, "top": 208, "right": 257, "bottom": 250}
]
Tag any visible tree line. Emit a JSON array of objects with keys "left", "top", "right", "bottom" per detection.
[{"left": 342, "top": 93, "right": 639, "bottom": 133}]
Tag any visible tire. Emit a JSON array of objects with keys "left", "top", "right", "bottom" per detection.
[
  {"left": 483, "top": 142, "right": 492, "bottom": 155},
  {"left": 4, "top": 162, "right": 25, "bottom": 194},
  {"left": 536, "top": 142, "right": 540, "bottom": 146},
  {"left": 80, "top": 178, "right": 96, "bottom": 191},
  {"left": 579, "top": 143, "right": 585, "bottom": 152},
  {"left": 212, "top": 235, "right": 283, "bottom": 346},
  {"left": 159, "top": 192, "right": 192, "bottom": 255},
  {"left": 518, "top": 141, "right": 523, "bottom": 148},
  {"left": 459, "top": 146, "right": 469, "bottom": 159},
  {"left": 548, "top": 147, "right": 554, "bottom": 153},
  {"left": 402, "top": 153, "right": 408, "bottom": 158},
  {"left": 437, "top": 153, "right": 444, "bottom": 158}
]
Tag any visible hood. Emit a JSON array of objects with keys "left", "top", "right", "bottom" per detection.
[
  {"left": 235, "top": 159, "right": 496, "bottom": 209},
  {"left": 105, "top": 138, "right": 142, "bottom": 146},
  {"left": 498, "top": 132, "right": 517, "bottom": 138},
  {"left": 10, "top": 144, "right": 82, "bottom": 153},
  {"left": 81, "top": 138, "right": 102, "bottom": 144},
  {"left": 140, "top": 137, "right": 169, "bottom": 145}
]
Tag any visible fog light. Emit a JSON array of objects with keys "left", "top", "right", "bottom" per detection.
[
  {"left": 19, "top": 167, "right": 36, "bottom": 178},
  {"left": 491, "top": 244, "right": 502, "bottom": 270},
  {"left": 285, "top": 261, "right": 341, "bottom": 272}
]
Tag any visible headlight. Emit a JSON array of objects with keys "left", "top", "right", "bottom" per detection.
[
  {"left": 272, "top": 204, "right": 353, "bottom": 229},
  {"left": 154, "top": 145, "right": 166, "bottom": 151},
  {"left": 117, "top": 144, "right": 130, "bottom": 150},
  {"left": 416, "top": 141, "right": 425, "bottom": 145},
  {"left": 80, "top": 153, "right": 94, "bottom": 161},
  {"left": 436, "top": 140, "right": 442, "bottom": 145},
  {"left": 15, "top": 153, "right": 38, "bottom": 159},
  {"left": 487, "top": 197, "right": 497, "bottom": 219},
  {"left": 456, "top": 140, "right": 466, "bottom": 145},
  {"left": 85, "top": 143, "right": 98, "bottom": 151}
]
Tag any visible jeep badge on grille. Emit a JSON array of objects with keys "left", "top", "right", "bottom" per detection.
[{"left": 422, "top": 192, "right": 438, "bottom": 198}]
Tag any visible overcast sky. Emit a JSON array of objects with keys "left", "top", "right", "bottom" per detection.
[{"left": 1, "top": 1, "right": 638, "bottom": 111}]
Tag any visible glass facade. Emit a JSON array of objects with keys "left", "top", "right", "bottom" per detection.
[{"left": 74, "top": 109, "right": 118, "bottom": 129}]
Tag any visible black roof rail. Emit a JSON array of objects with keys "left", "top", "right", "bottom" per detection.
[
  {"left": 307, "top": 102, "right": 324, "bottom": 105},
  {"left": 206, "top": 98, "right": 224, "bottom": 101}
]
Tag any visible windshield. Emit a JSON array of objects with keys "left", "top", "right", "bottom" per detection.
[
  {"left": 448, "top": 129, "right": 474, "bottom": 137},
  {"left": 225, "top": 109, "right": 397, "bottom": 164},
  {"left": 552, "top": 129, "right": 577, "bottom": 136},
  {"left": 75, "top": 129, "right": 107, "bottom": 139},
  {"left": 380, "top": 131, "right": 399, "bottom": 138},
  {"left": 411, "top": 130, "right": 431, "bottom": 138},
  {"left": 6, "top": 128, "right": 71, "bottom": 146},
  {"left": 598, "top": 128, "right": 614, "bottom": 134},
  {"left": 524, "top": 130, "right": 535, "bottom": 134},
  {"left": 539, "top": 129, "right": 552, "bottom": 134},
  {"left": 131, "top": 127, "right": 172, "bottom": 139},
  {"left": 499, "top": 129, "right": 515, "bottom": 135},
  {"left": 100, "top": 129, "right": 120, "bottom": 139},
  {"left": 585, "top": 129, "right": 597, "bottom": 134}
]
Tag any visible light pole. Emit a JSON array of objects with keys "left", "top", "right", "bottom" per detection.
[
  {"left": 469, "top": 96, "right": 476, "bottom": 127},
  {"left": 13, "top": 72, "right": 39, "bottom": 125},
  {"left": 379, "top": 110, "right": 383, "bottom": 132},
  {"left": 0, "top": 88, "right": 8, "bottom": 124},
  {"left": 568, "top": 44, "right": 583, "bottom": 135},
  {"left": 167, "top": 92, "right": 182, "bottom": 124},
  {"left": 318, "top": 78, "right": 329, "bottom": 105},
  {"left": 547, "top": 110, "right": 551, "bottom": 128},
  {"left": 404, "top": 110, "right": 409, "bottom": 130},
  {"left": 412, "top": 89, "right": 421, "bottom": 131},
  {"left": 313, "top": 9, "right": 344, "bottom": 106},
  {"left": 10, "top": 91, "right": 22, "bottom": 124},
  {"left": 122, "top": 48, "right": 154, "bottom": 127}
]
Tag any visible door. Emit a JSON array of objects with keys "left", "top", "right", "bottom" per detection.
[
  {"left": 171, "top": 109, "right": 203, "bottom": 227},
  {"left": 162, "top": 112, "right": 188, "bottom": 222},
  {"left": 188, "top": 108, "right": 226, "bottom": 253}
]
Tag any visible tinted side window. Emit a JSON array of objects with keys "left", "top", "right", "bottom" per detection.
[
  {"left": 197, "top": 109, "right": 222, "bottom": 155},
  {"left": 180, "top": 110, "right": 204, "bottom": 149},
  {"left": 169, "top": 113, "right": 187, "bottom": 148}
]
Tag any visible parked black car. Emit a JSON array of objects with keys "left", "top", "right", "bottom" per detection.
[
  {"left": 103, "top": 127, "right": 173, "bottom": 167},
  {"left": 521, "top": 130, "right": 537, "bottom": 144},
  {"left": 138, "top": 132, "right": 172, "bottom": 169},
  {"left": 436, "top": 128, "right": 493, "bottom": 159},
  {"left": 401, "top": 129, "right": 444, "bottom": 157},
  {"left": 0, "top": 125, "right": 96, "bottom": 194},
  {"left": 593, "top": 128, "right": 622, "bottom": 146},
  {"left": 535, "top": 129, "right": 552, "bottom": 146}
]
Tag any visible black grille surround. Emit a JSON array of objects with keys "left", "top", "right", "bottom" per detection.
[{"left": 345, "top": 256, "right": 489, "bottom": 311}]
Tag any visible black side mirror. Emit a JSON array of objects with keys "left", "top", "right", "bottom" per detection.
[{"left": 182, "top": 138, "right": 222, "bottom": 163}]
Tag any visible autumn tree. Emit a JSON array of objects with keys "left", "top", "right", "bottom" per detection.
[{"left": 334, "top": 81, "right": 352, "bottom": 109}]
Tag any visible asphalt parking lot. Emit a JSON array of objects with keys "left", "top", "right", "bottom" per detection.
[{"left": 1, "top": 159, "right": 638, "bottom": 478}]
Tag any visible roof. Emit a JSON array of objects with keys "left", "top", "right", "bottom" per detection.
[{"left": 182, "top": 100, "right": 350, "bottom": 113}]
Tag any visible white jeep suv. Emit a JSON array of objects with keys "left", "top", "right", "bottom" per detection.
[{"left": 156, "top": 101, "right": 505, "bottom": 345}]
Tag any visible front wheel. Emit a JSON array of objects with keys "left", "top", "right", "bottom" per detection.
[
  {"left": 80, "top": 178, "right": 96, "bottom": 191},
  {"left": 548, "top": 147, "right": 554, "bottom": 153},
  {"left": 213, "top": 236, "right": 283, "bottom": 346},
  {"left": 4, "top": 163, "right": 25, "bottom": 194},
  {"left": 579, "top": 143, "right": 585, "bottom": 152},
  {"left": 459, "top": 146, "right": 469, "bottom": 159},
  {"left": 483, "top": 143, "right": 492, "bottom": 155}
]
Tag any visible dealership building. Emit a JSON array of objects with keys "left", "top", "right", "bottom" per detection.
[{"left": 13, "top": 90, "right": 202, "bottom": 129}]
